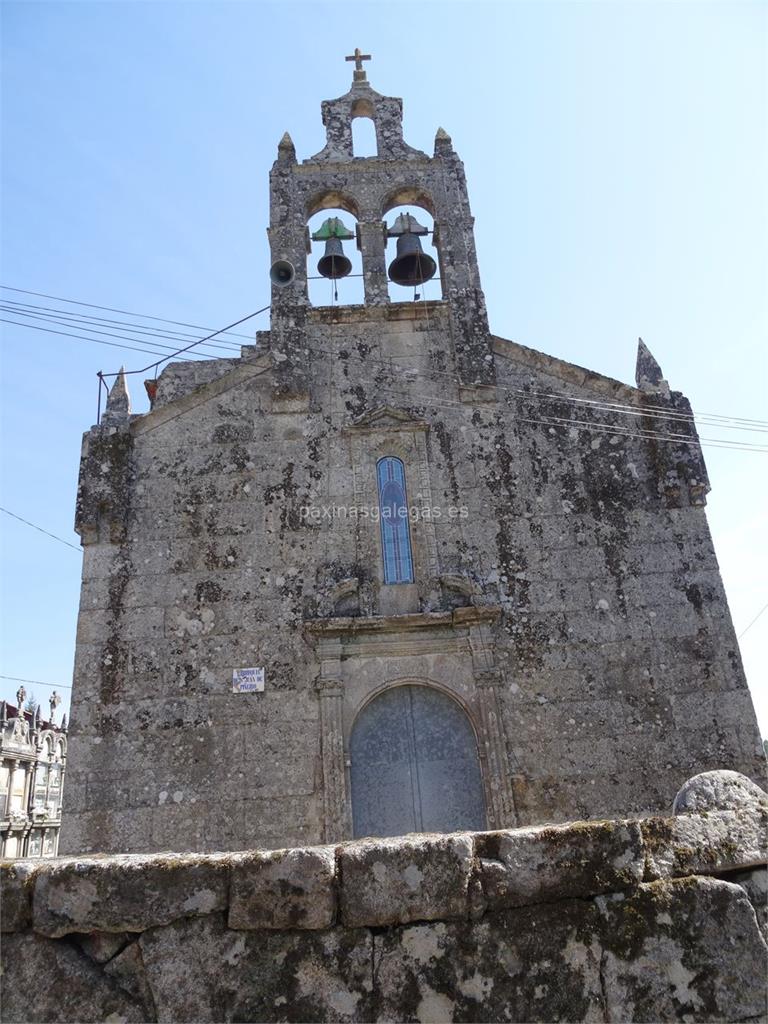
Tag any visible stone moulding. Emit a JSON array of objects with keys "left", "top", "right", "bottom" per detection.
[
  {"left": 1, "top": 771, "right": 766, "bottom": 1024},
  {"left": 303, "top": 604, "right": 501, "bottom": 637}
]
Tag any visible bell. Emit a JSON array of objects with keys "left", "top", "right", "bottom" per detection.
[
  {"left": 387, "top": 231, "right": 437, "bottom": 287},
  {"left": 317, "top": 237, "right": 353, "bottom": 280}
]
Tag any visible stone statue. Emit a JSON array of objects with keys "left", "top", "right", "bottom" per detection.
[{"left": 49, "top": 691, "right": 62, "bottom": 724}]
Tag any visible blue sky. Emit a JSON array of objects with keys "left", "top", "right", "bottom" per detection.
[{"left": 1, "top": 1, "right": 766, "bottom": 738}]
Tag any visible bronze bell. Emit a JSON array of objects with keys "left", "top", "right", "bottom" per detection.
[
  {"left": 386, "top": 212, "right": 437, "bottom": 287},
  {"left": 312, "top": 216, "right": 355, "bottom": 280},
  {"left": 317, "top": 236, "right": 353, "bottom": 280}
]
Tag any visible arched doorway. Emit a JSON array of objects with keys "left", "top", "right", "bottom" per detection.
[{"left": 350, "top": 685, "right": 486, "bottom": 838}]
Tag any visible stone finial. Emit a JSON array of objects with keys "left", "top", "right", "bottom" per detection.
[
  {"left": 277, "top": 132, "right": 296, "bottom": 163},
  {"left": 434, "top": 126, "right": 453, "bottom": 155},
  {"left": 635, "top": 338, "right": 668, "bottom": 391},
  {"left": 1, "top": 700, "right": 6, "bottom": 724},
  {"left": 103, "top": 367, "right": 131, "bottom": 422},
  {"left": 61, "top": 713, "right": 68, "bottom": 732}
]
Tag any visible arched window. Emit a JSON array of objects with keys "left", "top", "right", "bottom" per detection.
[{"left": 377, "top": 457, "right": 414, "bottom": 584}]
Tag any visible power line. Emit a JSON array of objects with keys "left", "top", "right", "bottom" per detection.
[
  {"left": 0, "top": 507, "right": 81, "bottom": 552},
  {"left": 739, "top": 600, "right": 768, "bottom": 640},
  {"left": 0, "top": 284, "right": 257, "bottom": 341},
  {"left": 4, "top": 289, "right": 766, "bottom": 448},
  {"left": 0, "top": 675, "right": 72, "bottom": 691},
  {"left": 499, "top": 382, "right": 768, "bottom": 432},
  {"left": 379, "top": 351, "right": 768, "bottom": 431},
  {"left": 6, "top": 283, "right": 768, "bottom": 428},
  {"left": 374, "top": 387, "right": 768, "bottom": 453},
  {"left": 0, "top": 317, "right": 210, "bottom": 362},
  {"left": 510, "top": 412, "right": 768, "bottom": 451},
  {"left": 8, "top": 308, "right": 766, "bottom": 438},
  {"left": 358, "top": 373, "right": 768, "bottom": 451},
  {"left": 1, "top": 308, "right": 243, "bottom": 360},
  {"left": 134, "top": 363, "right": 768, "bottom": 453},
  {"left": 98, "top": 305, "right": 271, "bottom": 380},
  {"left": 1, "top": 302, "right": 243, "bottom": 353},
  {"left": 4, "top": 285, "right": 767, "bottom": 431}
]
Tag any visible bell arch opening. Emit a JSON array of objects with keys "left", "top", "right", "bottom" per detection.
[
  {"left": 383, "top": 204, "right": 442, "bottom": 303},
  {"left": 349, "top": 683, "right": 486, "bottom": 839},
  {"left": 306, "top": 190, "right": 360, "bottom": 220},
  {"left": 351, "top": 115, "right": 377, "bottom": 157},
  {"left": 306, "top": 206, "right": 363, "bottom": 307}
]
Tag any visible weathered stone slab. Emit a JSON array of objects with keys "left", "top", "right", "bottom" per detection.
[
  {"left": 228, "top": 845, "right": 336, "bottom": 930},
  {"left": 0, "top": 860, "right": 40, "bottom": 932},
  {"left": 477, "top": 818, "right": 644, "bottom": 908},
  {"left": 642, "top": 807, "right": 768, "bottom": 880},
  {"left": 673, "top": 769, "right": 768, "bottom": 814},
  {"left": 374, "top": 900, "right": 605, "bottom": 1023},
  {"left": 103, "top": 940, "right": 157, "bottom": 1018},
  {"left": 338, "top": 833, "right": 474, "bottom": 927},
  {"left": 33, "top": 853, "right": 230, "bottom": 937},
  {"left": 0, "top": 931, "right": 146, "bottom": 1023},
  {"left": 139, "top": 911, "right": 373, "bottom": 1022},
  {"left": 726, "top": 866, "right": 768, "bottom": 943},
  {"left": 597, "top": 876, "right": 768, "bottom": 1022}
]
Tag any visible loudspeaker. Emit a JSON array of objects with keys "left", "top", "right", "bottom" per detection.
[{"left": 270, "top": 260, "right": 295, "bottom": 287}]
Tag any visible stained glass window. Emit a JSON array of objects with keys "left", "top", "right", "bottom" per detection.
[{"left": 377, "top": 457, "right": 414, "bottom": 584}]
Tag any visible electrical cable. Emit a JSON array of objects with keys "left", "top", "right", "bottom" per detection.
[
  {"left": 0, "top": 675, "right": 72, "bottom": 691},
  {"left": 362, "top": 376, "right": 768, "bottom": 451},
  {"left": 1, "top": 301, "right": 243, "bottom": 353},
  {"left": 738, "top": 600, "right": 768, "bottom": 640},
  {"left": 7, "top": 309, "right": 767, "bottom": 441},
  {"left": 0, "top": 317, "right": 210, "bottom": 362},
  {"left": 99, "top": 306, "right": 271, "bottom": 379},
  {"left": 4, "top": 293, "right": 766, "bottom": 445},
  {"left": 4, "top": 286, "right": 767, "bottom": 430},
  {"left": 0, "top": 308, "right": 243, "bottom": 360},
  {"left": 0, "top": 284, "right": 257, "bottom": 341},
  {"left": 0, "top": 507, "right": 81, "bottom": 552},
  {"left": 6, "top": 314, "right": 765, "bottom": 449},
  {"left": 7, "top": 282, "right": 767, "bottom": 427}
]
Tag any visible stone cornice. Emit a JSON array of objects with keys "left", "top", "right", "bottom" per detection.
[
  {"left": 304, "top": 605, "right": 501, "bottom": 638},
  {"left": 308, "top": 300, "right": 446, "bottom": 326}
]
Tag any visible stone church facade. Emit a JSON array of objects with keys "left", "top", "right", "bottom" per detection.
[{"left": 61, "top": 58, "right": 763, "bottom": 855}]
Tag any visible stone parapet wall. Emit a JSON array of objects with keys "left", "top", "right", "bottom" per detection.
[{"left": 2, "top": 771, "right": 766, "bottom": 1023}]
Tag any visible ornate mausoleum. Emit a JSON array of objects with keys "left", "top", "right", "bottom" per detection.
[{"left": 1, "top": 690, "right": 67, "bottom": 858}]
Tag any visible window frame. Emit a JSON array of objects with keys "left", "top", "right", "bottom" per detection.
[{"left": 376, "top": 456, "right": 415, "bottom": 585}]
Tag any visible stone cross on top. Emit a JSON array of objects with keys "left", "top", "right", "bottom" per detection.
[{"left": 345, "top": 47, "right": 371, "bottom": 81}]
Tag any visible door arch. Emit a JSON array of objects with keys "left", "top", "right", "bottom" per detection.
[{"left": 349, "top": 684, "right": 486, "bottom": 838}]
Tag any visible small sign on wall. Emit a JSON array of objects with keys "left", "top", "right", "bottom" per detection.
[{"left": 232, "top": 667, "right": 265, "bottom": 693}]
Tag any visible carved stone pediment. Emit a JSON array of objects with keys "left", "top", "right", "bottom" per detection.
[{"left": 346, "top": 405, "right": 428, "bottom": 434}]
